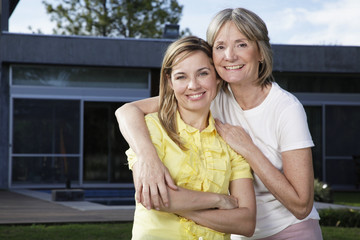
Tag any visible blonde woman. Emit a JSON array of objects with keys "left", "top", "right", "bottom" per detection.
[{"left": 125, "top": 36, "right": 255, "bottom": 240}]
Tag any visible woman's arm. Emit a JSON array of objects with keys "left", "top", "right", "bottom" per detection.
[
  {"left": 179, "top": 178, "right": 256, "bottom": 237},
  {"left": 156, "top": 186, "right": 238, "bottom": 212},
  {"left": 115, "top": 96, "right": 177, "bottom": 210},
  {"left": 215, "top": 120, "right": 314, "bottom": 220}
]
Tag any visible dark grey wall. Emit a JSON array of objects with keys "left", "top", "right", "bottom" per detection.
[
  {"left": 0, "top": 33, "right": 172, "bottom": 68},
  {"left": 272, "top": 44, "right": 360, "bottom": 73}
]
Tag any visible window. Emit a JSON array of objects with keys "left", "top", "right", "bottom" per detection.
[{"left": 12, "top": 99, "right": 80, "bottom": 184}]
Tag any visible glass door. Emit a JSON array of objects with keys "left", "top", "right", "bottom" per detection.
[{"left": 83, "top": 102, "right": 133, "bottom": 184}]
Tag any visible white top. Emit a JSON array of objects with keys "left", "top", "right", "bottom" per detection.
[{"left": 211, "top": 82, "right": 320, "bottom": 239}]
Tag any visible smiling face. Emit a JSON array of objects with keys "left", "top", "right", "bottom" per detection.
[
  {"left": 169, "top": 50, "right": 219, "bottom": 117},
  {"left": 212, "top": 21, "right": 262, "bottom": 86}
]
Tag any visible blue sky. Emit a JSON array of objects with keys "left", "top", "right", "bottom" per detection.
[{"left": 9, "top": 0, "right": 360, "bottom": 46}]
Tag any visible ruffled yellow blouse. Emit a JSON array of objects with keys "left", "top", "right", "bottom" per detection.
[{"left": 126, "top": 112, "right": 252, "bottom": 240}]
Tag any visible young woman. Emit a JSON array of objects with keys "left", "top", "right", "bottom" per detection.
[
  {"left": 126, "top": 36, "right": 255, "bottom": 240},
  {"left": 116, "top": 8, "right": 322, "bottom": 240}
]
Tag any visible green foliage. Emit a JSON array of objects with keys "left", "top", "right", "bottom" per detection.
[
  {"left": 319, "top": 208, "right": 360, "bottom": 228},
  {"left": 42, "top": 0, "right": 189, "bottom": 38},
  {"left": 314, "top": 178, "right": 333, "bottom": 203}
]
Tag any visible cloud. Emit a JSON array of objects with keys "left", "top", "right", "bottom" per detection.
[{"left": 269, "top": 0, "right": 360, "bottom": 46}]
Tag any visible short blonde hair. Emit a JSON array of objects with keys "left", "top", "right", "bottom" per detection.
[
  {"left": 158, "top": 36, "right": 216, "bottom": 149},
  {"left": 207, "top": 8, "right": 274, "bottom": 87}
]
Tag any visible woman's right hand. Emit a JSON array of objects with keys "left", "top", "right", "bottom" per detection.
[
  {"left": 132, "top": 154, "right": 177, "bottom": 210},
  {"left": 216, "top": 194, "right": 238, "bottom": 210}
]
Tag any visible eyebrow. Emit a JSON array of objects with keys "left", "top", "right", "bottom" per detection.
[
  {"left": 173, "top": 67, "right": 211, "bottom": 75},
  {"left": 214, "top": 38, "right": 248, "bottom": 44}
]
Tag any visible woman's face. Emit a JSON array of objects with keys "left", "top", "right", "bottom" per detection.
[
  {"left": 169, "top": 50, "right": 219, "bottom": 115},
  {"left": 212, "top": 21, "right": 262, "bottom": 85}
]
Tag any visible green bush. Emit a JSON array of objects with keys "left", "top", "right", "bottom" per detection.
[
  {"left": 314, "top": 179, "right": 333, "bottom": 203},
  {"left": 319, "top": 208, "right": 360, "bottom": 228}
]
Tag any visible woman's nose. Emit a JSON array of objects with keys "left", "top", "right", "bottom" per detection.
[
  {"left": 188, "top": 77, "right": 200, "bottom": 89},
  {"left": 224, "top": 47, "right": 236, "bottom": 61}
]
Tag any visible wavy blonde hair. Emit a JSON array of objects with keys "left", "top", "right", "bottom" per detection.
[
  {"left": 158, "top": 36, "right": 216, "bottom": 150},
  {"left": 207, "top": 8, "right": 274, "bottom": 90}
]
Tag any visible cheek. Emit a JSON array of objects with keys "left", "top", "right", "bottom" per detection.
[{"left": 212, "top": 53, "right": 222, "bottom": 66}]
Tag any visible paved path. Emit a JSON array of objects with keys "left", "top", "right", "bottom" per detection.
[
  {"left": 0, "top": 190, "right": 134, "bottom": 225},
  {"left": 1, "top": 189, "right": 359, "bottom": 225}
]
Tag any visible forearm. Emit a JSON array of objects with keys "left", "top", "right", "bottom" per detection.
[
  {"left": 180, "top": 207, "right": 255, "bottom": 237},
  {"left": 244, "top": 146, "right": 314, "bottom": 219},
  {"left": 115, "top": 101, "right": 157, "bottom": 158},
  {"left": 158, "top": 187, "right": 232, "bottom": 212}
]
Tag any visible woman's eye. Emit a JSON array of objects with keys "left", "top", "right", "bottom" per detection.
[
  {"left": 215, "top": 45, "right": 224, "bottom": 50},
  {"left": 238, "top": 43, "right": 247, "bottom": 48},
  {"left": 175, "top": 75, "right": 185, "bottom": 80},
  {"left": 199, "top": 71, "right": 209, "bottom": 77}
]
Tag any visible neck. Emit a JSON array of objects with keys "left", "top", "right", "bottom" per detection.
[
  {"left": 229, "top": 82, "right": 271, "bottom": 110},
  {"left": 178, "top": 108, "right": 209, "bottom": 131}
]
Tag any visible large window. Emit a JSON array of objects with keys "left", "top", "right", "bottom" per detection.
[
  {"left": 10, "top": 65, "right": 151, "bottom": 187},
  {"left": 12, "top": 65, "right": 149, "bottom": 89},
  {"left": 325, "top": 105, "right": 360, "bottom": 186},
  {"left": 83, "top": 102, "right": 132, "bottom": 183},
  {"left": 11, "top": 99, "right": 80, "bottom": 184}
]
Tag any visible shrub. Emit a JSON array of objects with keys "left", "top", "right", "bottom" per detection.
[
  {"left": 319, "top": 208, "right": 360, "bottom": 228},
  {"left": 314, "top": 179, "right": 333, "bottom": 203}
]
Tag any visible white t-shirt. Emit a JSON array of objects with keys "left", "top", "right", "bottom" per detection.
[{"left": 210, "top": 82, "right": 320, "bottom": 239}]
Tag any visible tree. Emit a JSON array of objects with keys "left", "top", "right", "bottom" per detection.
[{"left": 42, "top": 0, "right": 190, "bottom": 38}]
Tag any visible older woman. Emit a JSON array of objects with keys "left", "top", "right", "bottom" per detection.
[{"left": 116, "top": 8, "right": 322, "bottom": 240}]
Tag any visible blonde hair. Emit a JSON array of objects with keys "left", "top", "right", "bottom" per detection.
[
  {"left": 158, "top": 36, "right": 216, "bottom": 149},
  {"left": 207, "top": 8, "right": 274, "bottom": 88}
]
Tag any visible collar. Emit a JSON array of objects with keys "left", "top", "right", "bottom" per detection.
[{"left": 176, "top": 111, "right": 216, "bottom": 134}]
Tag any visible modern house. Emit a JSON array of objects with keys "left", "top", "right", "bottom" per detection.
[{"left": 1, "top": 0, "right": 360, "bottom": 191}]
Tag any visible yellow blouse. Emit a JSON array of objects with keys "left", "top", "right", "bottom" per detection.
[{"left": 126, "top": 112, "right": 252, "bottom": 240}]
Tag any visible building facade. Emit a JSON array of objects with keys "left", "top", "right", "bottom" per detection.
[{"left": 1, "top": 0, "right": 360, "bottom": 190}]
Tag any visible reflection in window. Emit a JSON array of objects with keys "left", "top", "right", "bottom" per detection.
[
  {"left": 83, "top": 102, "right": 133, "bottom": 183},
  {"left": 275, "top": 72, "right": 360, "bottom": 93},
  {"left": 304, "top": 106, "right": 323, "bottom": 180},
  {"left": 12, "top": 99, "right": 80, "bottom": 185},
  {"left": 13, "top": 99, "right": 80, "bottom": 154},
  {"left": 12, "top": 65, "right": 149, "bottom": 89},
  {"left": 12, "top": 157, "right": 79, "bottom": 184},
  {"left": 325, "top": 105, "right": 360, "bottom": 156}
]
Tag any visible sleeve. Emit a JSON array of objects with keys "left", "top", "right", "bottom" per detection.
[
  {"left": 125, "top": 114, "right": 165, "bottom": 170},
  {"left": 229, "top": 146, "right": 253, "bottom": 181},
  {"left": 278, "top": 102, "right": 314, "bottom": 152}
]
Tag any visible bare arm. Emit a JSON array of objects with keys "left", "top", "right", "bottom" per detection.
[
  {"left": 179, "top": 178, "right": 256, "bottom": 237},
  {"left": 157, "top": 186, "right": 238, "bottom": 212},
  {"left": 115, "top": 97, "right": 177, "bottom": 210},
  {"left": 215, "top": 120, "right": 314, "bottom": 219}
]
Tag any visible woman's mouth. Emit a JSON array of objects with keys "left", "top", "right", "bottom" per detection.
[
  {"left": 225, "top": 64, "right": 244, "bottom": 70},
  {"left": 188, "top": 92, "right": 205, "bottom": 99}
]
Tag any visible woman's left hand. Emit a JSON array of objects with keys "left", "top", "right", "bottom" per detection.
[{"left": 215, "top": 119, "right": 254, "bottom": 159}]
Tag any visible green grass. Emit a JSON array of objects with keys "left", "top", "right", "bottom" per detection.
[
  {"left": 322, "top": 226, "right": 360, "bottom": 240},
  {"left": 0, "top": 223, "right": 133, "bottom": 240},
  {"left": 1, "top": 223, "right": 360, "bottom": 240},
  {"left": 332, "top": 191, "right": 360, "bottom": 207}
]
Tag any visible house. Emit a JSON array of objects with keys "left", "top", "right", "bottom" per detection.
[{"left": 1, "top": 0, "right": 360, "bottom": 191}]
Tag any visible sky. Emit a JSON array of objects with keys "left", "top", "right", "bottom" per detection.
[{"left": 8, "top": 0, "right": 360, "bottom": 47}]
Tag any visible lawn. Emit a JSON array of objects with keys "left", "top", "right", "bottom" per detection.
[
  {"left": 1, "top": 191, "right": 359, "bottom": 240},
  {"left": 1, "top": 223, "right": 360, "bottom": 240}
]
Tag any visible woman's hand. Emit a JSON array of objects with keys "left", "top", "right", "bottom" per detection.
[
  {"left": 215, "top": 119, "right": 255, "bottom": 159},
  {"left": 132, "top": 156, "right": 177, "bottom": 210}
]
